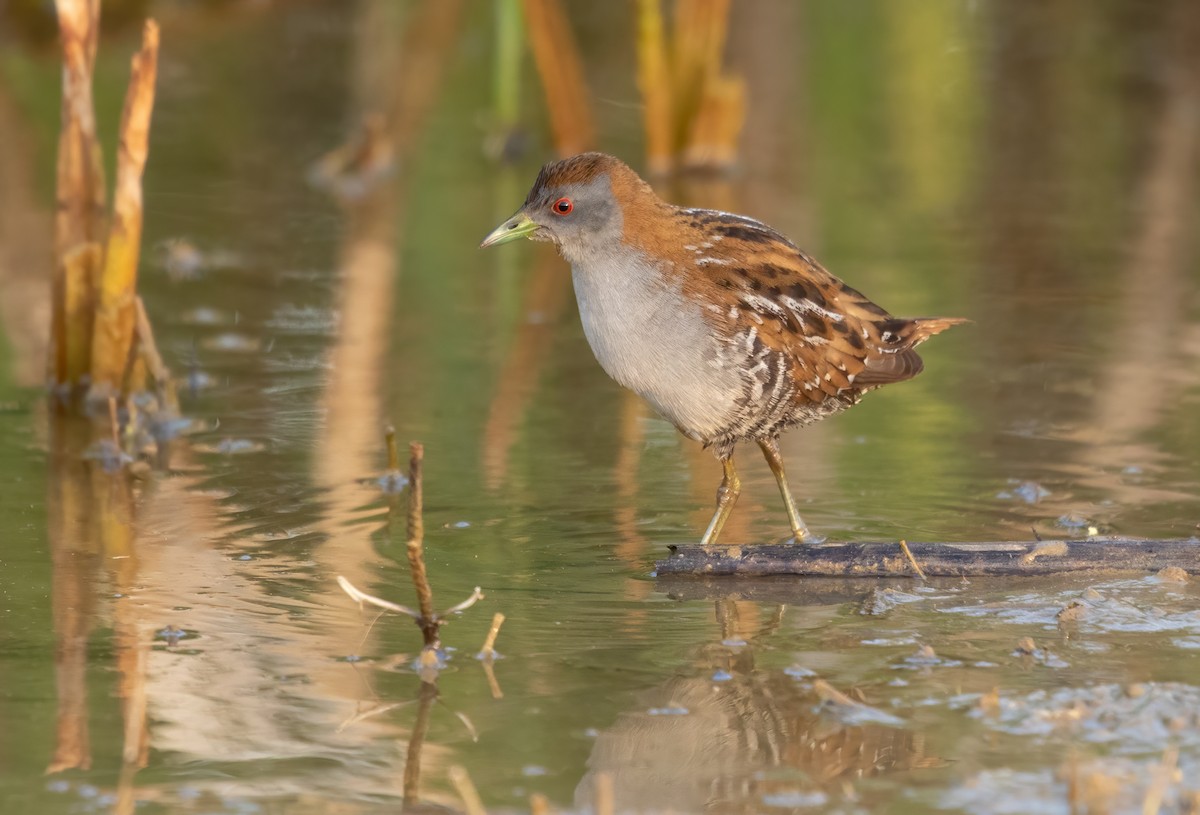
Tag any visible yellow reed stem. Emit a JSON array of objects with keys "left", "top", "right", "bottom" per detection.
[
  {"left": 520, "top": 0, "right": 595, "bottom": 156},
  {"left": 89, "top": 20, "right": 159, "bottom": 402},
  {"left": 51, "top": 0, "right": 107, "bottom": 387},
  {"left": 635, "top": 0, "right": 673, "bottom": 174},
  {"left": 682, "top": 74, "right": 745, "bottom": 170},
  {"left": 61, "top": 242, "right": 102, "bottom": 385}
]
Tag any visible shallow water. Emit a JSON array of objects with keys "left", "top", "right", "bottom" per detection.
[{"left": 1, "top": 1, "right": 1199, "bottom": 813}]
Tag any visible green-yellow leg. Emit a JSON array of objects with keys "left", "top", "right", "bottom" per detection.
[
  {"left": 757, "top": 438, "right": 816, "bottom": 543},
  {"left": 699, "top": 456, "right": 741, "bottom": 546}
]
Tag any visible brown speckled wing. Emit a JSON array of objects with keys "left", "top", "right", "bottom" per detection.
[{"left": 652, "top": 207, "right": 965, "bottom": 435}]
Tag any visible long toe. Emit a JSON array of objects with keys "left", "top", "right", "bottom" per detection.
[{"left": 792, "top": 527, "right": 826, "bottom": 545}]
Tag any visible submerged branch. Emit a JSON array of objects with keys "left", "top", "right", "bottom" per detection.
[{"left": 657, "top": 539, "right": 1200, "bottom": 577}]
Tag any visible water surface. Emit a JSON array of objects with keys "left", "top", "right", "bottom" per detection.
[{"left": 1, "top": 2, "right": 1199, "bottom": 813}]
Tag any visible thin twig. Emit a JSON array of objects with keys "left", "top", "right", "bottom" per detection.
[
  {"left": 442, "top": 587, "right": 485, "bottom": 617},
  {"left": 405, "top": 442, "right": 438, "bottom": 648},
  {"left": 385, "top": 424, "right": 400, "bottom": 471},
  {"left": 337, "top": 575, "right": 420, "bottom": 618},
  {"left": 449, "top": 765, "right": 488, "bottom": 815},
  {"left": 134, "top": 296, "right": 169, "bottom": 389},
  {"left": 899, "top": 540, "right": 927, "bottom": 580},
  {"left": 407, "top": 441, "right": 425, "bottom": 546},
  {"left": 478, "top": 612, "right": 506, "bottom": 658}
]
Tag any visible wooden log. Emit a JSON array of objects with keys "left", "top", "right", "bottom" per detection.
[{"left": 654, "top": 538, "right": 1200, "bottom": 578}]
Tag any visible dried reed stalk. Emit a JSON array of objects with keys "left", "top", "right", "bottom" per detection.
[
  {"left": 478, "top": 612, "right": 506, "bottom": 658},
  {"left": 635, "top": 0, "right": 673, "bottom": 174},
  {"left": 631, "top": 0, "right": 742, "bottom": 172},
  {"left": 520, "top": 0, "right": 595, "bottom": 156},
  {"left": 405, "top": 442, "right": 439, "bottom": 646},
  {"left": 61, "top": 242, "right": 103, "bottom": 384},
  {"left": 681, "top": 73, "right": 745, "bottom": 170},
  {"left": 89, "top": 20, "right": 160, "bottom": 402},
  {"left": 494, "top": 0, "right": 524, "bottom": 133},
  {"left": 51, "top": 0, "right": 107, "bottom": 387}
]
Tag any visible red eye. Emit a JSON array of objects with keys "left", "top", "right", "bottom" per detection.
[{"left": 552, "top": 197, "right": 573, "bottom": 215}]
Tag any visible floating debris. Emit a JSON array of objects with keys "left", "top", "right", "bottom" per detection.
[
  {"left": 200, "top": 333, "right": 262, "bottom": 354},
  {"left": 1055, "top": 513, "right": 1099, "bottom": 535},
  {"left": 1155, "top": 566, "right": 1189, "bottom": 583},
  {"left": 962, "top": 682, "right": 1200, "bottom": 751},
  {"left": 160, "top": 238, "right": 205, "bottom": 280},
  {"left": 193, "top": 438, "right": 266, "bottom": 455},
  {"left": 1056, "top": 600, "right": 1088, "bottom": 623},
  {"left": 1012, "top": 637, "right": 1068, "bottom": 668},
  {"left": 860, "top": 587, "right": 926, "bottom": 616},
  {"left": 996, "top": 480, "right": 1051, "bottom": 504},
  {"left": 899, "top": 644, "right": 962, "bottom": 669}
]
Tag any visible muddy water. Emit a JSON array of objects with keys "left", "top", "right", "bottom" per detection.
[{"left": 1, "top": 1, "right": 1199, "bottom": 813}]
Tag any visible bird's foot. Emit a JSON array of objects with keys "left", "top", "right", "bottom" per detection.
[{"left": 789, "top": 527, "right": 826, "bottom": 545}]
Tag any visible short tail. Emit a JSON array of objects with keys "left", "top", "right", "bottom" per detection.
[
  {"left": 855, "top": 316, "right": 968, "bottom": 387},
  {"left": 907, "top": 316, "right": 970, "bottom": 346}
]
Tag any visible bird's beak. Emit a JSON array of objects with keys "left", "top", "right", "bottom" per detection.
[{"left": 480, "top": 212, "right": 538, "bottom": 248}]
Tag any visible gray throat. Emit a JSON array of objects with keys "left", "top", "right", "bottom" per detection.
[{"left": 566, "top": 247, "right": 740, "bottom": 442}]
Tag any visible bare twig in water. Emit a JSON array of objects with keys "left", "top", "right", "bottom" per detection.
[
  {"left": 899, "top": 540, "right": 926, "bottom": 580},
  {"left": 407, "top": 442, "right": 426, "bottom": 547},
  {"left": 478, "top": 612, "right": 506, "bottom": 659},
  {"left": 385, "top": 424, "right": 400, "bottom": 471},
  {"left": 337, "top": 575, "right": 421, "bottom": 618},
  {"left": 594, "top": 771, "right": 615, "bottom": 815},
  {"left": 442, "top": 587, "right": 485, "bottom": 616},
  {"left": 134, "top": 297, "right": 169, "bottom": 391},
  {"left": 406, "top": 442, "right": 439, "bottom": 646},
  {"left": 339, "top": 441, "right": 483, "bottom": 658},
  {"left": 449, "top": 765, "right": 488, "bottom": 815}
]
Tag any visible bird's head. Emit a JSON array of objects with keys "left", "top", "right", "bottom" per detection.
[{"left": 481, "top": 153, "right": 651, "bottom": 264}]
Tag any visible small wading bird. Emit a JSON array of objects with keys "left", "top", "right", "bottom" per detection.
[{"left": 482, "top": 153, "right": 965, "bottom": 546}]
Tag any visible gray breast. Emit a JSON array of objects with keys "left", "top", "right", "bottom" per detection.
[{"left": 568, "top": 251, "right": 742, "bottom": 442}]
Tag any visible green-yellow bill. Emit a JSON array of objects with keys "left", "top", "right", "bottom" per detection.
[{"left": 480, "top": 212, "right": 537, "bottom": 248}]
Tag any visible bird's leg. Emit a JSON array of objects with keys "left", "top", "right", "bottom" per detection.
[
  {"left": 757, "top": 438, "right": 816, "bottom": 543},
  {"left": 699, "top": 455, "right": 741, "bottom": 546}
]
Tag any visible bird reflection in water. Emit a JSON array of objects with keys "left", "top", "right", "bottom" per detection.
[{"left": 575, "top": 598, "right": 941, "bottom": 812}]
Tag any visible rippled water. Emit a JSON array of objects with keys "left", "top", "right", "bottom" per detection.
[{"left": 1, "top": 1, "right": 1199, "bottom": 813}]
